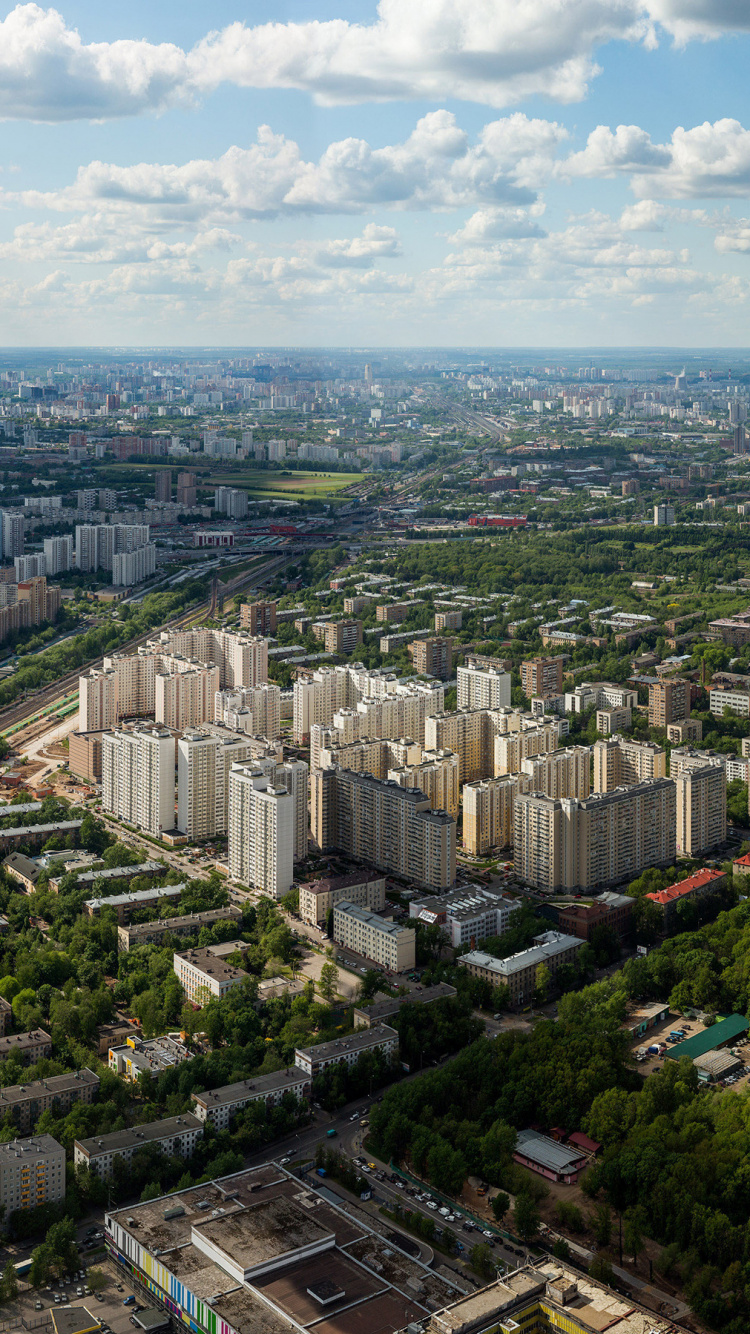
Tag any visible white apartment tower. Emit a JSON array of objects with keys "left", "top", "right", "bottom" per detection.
[
  {"left": 228, "top": 766, "right": 294, "bottom": 898},
  {"left": 275, "top": 758, "right": 309, "bottom": 861},
  {"left": 43, "top": 535, "right": 73, "bottom": 576},
  {"left": 102, "top": 726, "right": 176, "bottom": 836},
  {"left": 457, "top": 660, "right": 512, "bottom": 711},
  {"left": 156, "top": 665, "right": 221, "bottom": 731},
  {"left": 79, "top": 669, "right": 119, "bottom": 733}
]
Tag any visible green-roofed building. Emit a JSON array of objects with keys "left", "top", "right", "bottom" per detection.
[{"left": 666, "top": 1014, "right": 748, "bottom": 1063}]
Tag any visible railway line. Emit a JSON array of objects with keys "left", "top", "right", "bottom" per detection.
[{"left": 0, "top": 551, "right": 293, "bottom": 743}]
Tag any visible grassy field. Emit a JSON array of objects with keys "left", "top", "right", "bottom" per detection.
[
  {"left": 209, "top": 470, "right": 361, "bottom": 498},
  {"left": 106, "top": 463, "right": 359, "bottom": 500}
]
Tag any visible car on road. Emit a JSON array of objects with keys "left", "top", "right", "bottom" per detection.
[
  {"left": 426, "top": 1201, "right": 438, "bottom": 1210},
  {"left": 279, "top": 1156, "right": 290, "bottom": 1165},
  {"left": 483, "top": 1230, "right": 494, "bottom": 1238}
]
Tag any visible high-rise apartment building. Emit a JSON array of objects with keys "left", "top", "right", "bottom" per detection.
[
  {"left": 311, "top": 767, "right": 456, "bottom": 891},
  {"left": 435, "top": 610, "right": 462, "bottom": 632},
  {"left": 0, "top": 511, "right": 24, "bottom": 560},
  {"left": 294, "top": 665, "right": 442, "bottom": 745},
  {"left": 648, "top": 678, "right": 691, "bottom": 727},
  {"left": 514, "top": 779, "right": 677, "bottom": 893},
  {"left": 494, "top": 721, "right": 560, "bottom": 776},
  {"left": 112, "top": 544, "right": 157, "bottom": 587},
  {"left": 424, "top": 708, "right": 495, "bottom": 783},
  {"left": 102, "top": 726, "right": 176, "bottom": 836},
  {"left": 79, "top": 669, "right": 119, "bottom": 732},
  {"left": 275, "top": 758, "right": 309, "bottom": 862},
  {"left": 14, "top": 554, "right": 45, "bottom": 580},
  {"left": 675, "top": 761, "right": 727, "bottom": 857},
  {"left": 654, "top": 503, "right": 675, "bottom": 526},
  {"left": 463, "top": 776, "right": 519, "bottom": 855},
  {"left": 155, "top": 665, "right": 220, "bottom": 731},
  {"left": 155, "top": 471, "right": 172, "bottom": 503},
  {"left": 43, "top": 535, "right": 73, "bottom": 576},
  {"left": 520, "top": 747, "right": 591, "bottom": 800},
  {"left": 240, "top": 600, "right": 277, "bottom": 637},
  {"left": 317, "top": 619, "right": 363, "bottom": 654},
  {"left": 457, "top": 659, "right": 511, "bottom": 711},
  {"left": 176, "top": 472, "right": 197, "bottom": 507},
  {"left": 214, "top": 683, "right": 281, "bottom": 738},
  {"left": 593, "top": 736, "right": 667, "bottom": 791},
  {"left": 521, "top": 656, "right": 565, "bottom": 698},
  {"left": 214, "top": 487, "right": 249, "bottom": 519},
  {"left": 227, "top": 766, "right": 294, "bottom": 898},
  {"left": 177, "top": 730, "right": 259, "bottom": 840},
  {"left": 408, "top": 636, "right": 454, "bottom": 680},
  {"left": 387, "top": 748, "right": 459, "bottom": 817}
]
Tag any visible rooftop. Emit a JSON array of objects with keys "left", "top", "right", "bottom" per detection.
[
  {"left": 0, "top": 1133, "right": 62, "bottom": 1160},
  {"left": 76, "top": 860, "right": 164, "bottom": 885},
  {"left": 333, "top": 901, "right": 413, "bottom": 939},
  {"left": 646, "top": 867, "right": 726, "bottom": 906},
  {"left": 175, "top": 948, "right": 247, "bottom": 984},
  {"left": 86, "top": 884, "right": 184, "bottom": 912},
  {"left": 460, "top": 932, "right": 583, "bottom": 977},
  {"left": 514, "top": 1129, "right": 586, "bottom": 1175},
  {"left": 0, "top": 1068, "right": 98, "bottom": 1112},
  {"left": 192, "top": 1067, "right": 309, "bottom": 1110},
  {"left": 193, "top": 1197, "right": 334, "bottom": 1276},
  {"left": 0, "top": 821, "right": 82, "bottom": 839},
  {"left": 295, "top": 1024, "right": 398, "bottom": 1063},
  {"left": 667, "top": 1013, "right": 749, "bottom": 1062},
  {"left": 0, "top": 1029, "right": 50, "bottom": 1052}
]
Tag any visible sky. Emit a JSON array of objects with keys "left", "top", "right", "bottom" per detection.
[{"left": 4, "top": 2, "right": 750, "bottom": 346}]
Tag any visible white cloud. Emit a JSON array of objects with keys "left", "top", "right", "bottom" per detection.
[
  {"left": 646, "top": 0, "right": 750, "bottom": 43},
  {"left": 564, "top": 124, "right": 671, "bottom": 177},
  {"left": 447, "top": 205, "right": 547, "bottom": 243},
  {"left": 302, "top": 224, "right": 402, "bottom": 267},
  {"left": 632, "top": 119, "right": 750, "bottom": 198},
  {"left": 7, "top": 112, "right": 567, "bottom": 223}
]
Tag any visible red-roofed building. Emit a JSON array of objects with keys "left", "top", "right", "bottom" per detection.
[
  {"left": 568, "top": 1131, "right": 601, "bottom": 1157},
  {"left": 733, "top": 853, "right": 750, "bottom": 878},
  {"left": 646, "top": 868, "right": 727, "bottom": 927}
]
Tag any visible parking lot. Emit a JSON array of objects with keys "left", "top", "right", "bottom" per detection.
[
  {"left": 13, "top": 1252, "right": 144, "bottom": 1334},
  {"left": 631, "top": 1015, "right": 750, "bottom": 1087}
]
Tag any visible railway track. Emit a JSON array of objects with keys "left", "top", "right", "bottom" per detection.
[{"left": 0, "top": 552, "right": 292, "bottom": 739}]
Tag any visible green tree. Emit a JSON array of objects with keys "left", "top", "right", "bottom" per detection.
[
  {"left": 514, "top": 1193, "right": 540, "bottom": 1241},
  {"left": 319, "top": 962, "right": 339, "bottom": 1004},
  {"left": 0, "top": 1260, "right": 18, "bottom": 1303},
  {"left": 470, "top": 1243, "right": 496, "bottom": 1280},
  {"left": 492, "top": 1191, "right": 510, "bottom": 1224}
]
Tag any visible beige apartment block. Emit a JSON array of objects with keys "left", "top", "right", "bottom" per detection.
[
  {"left": 298, "top": 870, "right": 386, "bottom": 927},
  {"left": 675, "top": 763, "right": 727, "bottom": 856},
  {"left": 667, "top": 718, "right": 703, "bottom": 745},
  {"left": 333, "top": 901, "right": 416, "bottom": 973},
  {"left": 156, "top": 664, "right": 220, "bottom": 731},
  {"left": 593, "top": 736, "right": 667, "bottom": 792},
  {"left": 494, "top": 721, "right": 559, "bottom": 776},
  {"left": 214, "top": 683, "right": 281, "bottom": 738},
  {"left": 102, "top": 725, "right": 175, "bottom": 837},
  {"left": 320, "top": 619, "right": 363, "bottom": 653},
  {"left": 0, "top": 1136, "right": 65, "bottom": 1215},
  {"left": 387, "top": 748, "right": 460, "bottom": 817},
  {"left": 648, "top": 678, "right": 691, "bottom": 727},
  {"left": 435, "top": 610, "right": 463, "bottom": 632},
  {"left": 311, "top": 766, "right": 456, "bottom": 891},
  {"left": 520, "top": 747, "right": 590, "bottom": 800},
  {"left": 240, "top": 600, "right": 277, "bottom": 637},
  {"left": 376, "top": 602, "right": 413, "bottom": 623},
  {"left": 68, "top": 729, "right": 105, "bottom": 783},
  {"left": 425, "top": 708, "right": 494, "bottom": 783},
  {"left": 596, "top": 706, "right": 632, "bottom": 735},
  {"left": 173, "top": 948, "right": 247, "bottom": 1004},
  {"left": 514, "top": 779, "right": 677, "bottom": 893},
  {"left": 462, "top": 775, "right": 519, "bottom": 855}
]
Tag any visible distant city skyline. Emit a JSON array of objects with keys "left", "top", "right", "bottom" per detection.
[{"left": 2, "top": 2, "right": 750, "bottom": 345}]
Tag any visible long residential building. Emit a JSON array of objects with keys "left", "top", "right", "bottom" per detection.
[
  {"left": 191, "top": 1068, "right": 311, "bottom": 1129},
  {"left": 0, "top": 1069, "right": 99, "bottom": 1135},
  {"left": 102, "top": 726, "right": 175, "bottom": 836},
  {"left": 514, "top": 779, "right": 677, "bottom": 893},
  {"left": 298, "top": 870, "right": 386, "bottom": 927},
  {"left": 332, "top": 901, "right": 416, "bottom": 973},
  {"left": 177, "top": 729, "right": 257, "bottom": 841},
  {"left": 74, "top": 1114, "right": 203, "bottom": 1176},
  {"left": 520, "top": 747, "right": 590, "bottom": 799},
  {"left": 228, "top": 766, "right": 294, "bottom": 898},
  {"left": 117, "top": 905, "right": 242, "bottom": 951},
  {"left": 593, "top": 736, "right": 666, "bottom": 792},
  {"left": 0, "top": 1031, "right": 52, "bottom": 1065},
  {"left": 85, "top": 883, "right": 183, "bottom": 924},
  {"left": 494, "top": 721, "right": 560, "bottom": 776},
  {"left": 294, "top": 1025, "right": 398, "bottom": 1077},
  {"left": 311, "top": 766, "right": 456, "bottom": 891},
  {"left": 458, "top": 931, "right": 584, "bottom": 1005}
]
